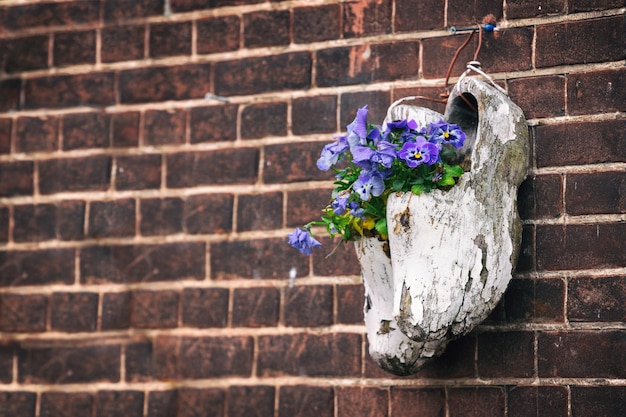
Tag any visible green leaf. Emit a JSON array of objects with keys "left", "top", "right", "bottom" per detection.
[
  {"left": 446, "top": 164, "right": 464, "bottom": 178},
  {"left": 411, "top": 184, "right": 424, "bottom": 195},
  {"left": 392, "top": 178, "right": 405, "bottom": 191},
  {"left": 374, "top": 218, "right": 388, "bottom": 236}
]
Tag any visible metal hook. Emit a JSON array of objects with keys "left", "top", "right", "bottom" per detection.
[{"left": 450, "top": 24, "right": 497, "bottom": 35}]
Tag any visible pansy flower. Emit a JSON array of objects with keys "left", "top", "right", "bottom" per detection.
[
  {"left": 288, "top": 227, "right": 322, "bottom": 255},
  {"left": 351, "top": 139, "right": 397, "bottom": 169},
  {"left": 398, "top": 137, "right": 439, "bottom": 167},
  {"left": 353, "top": 171, "right": 385, "bottom": 201},
  {"left": 429, "top": 120, "right": 466, "bottom": 149},
  {"left": 317, "top": 135, "right": 349, "bottom": 171}
]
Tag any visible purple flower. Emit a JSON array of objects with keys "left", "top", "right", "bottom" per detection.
[
  {"left": 429, "top": 120, "right": 466, "bottom": 149},
  {"left": 288, "top": 227, "right": 322, "bottom": 256},
  {"left": 383, "top": 119, "right": 421, "bottom": 143},
  {"left": 353, "top": 171, "right": 385, "bottom": 201},
  {"left": 346, "top": 106, "right": 370, "bottom": 148},
  {"left": 397, "top": 137, "right": 440, "bottom": 167},
  {"left": 317, "top": 136, "right": 349, "bottom": 171},
  {"left": 331, "top": 191, "right": 350, "bottom": 215},
  {"left": 351, "top": 139, "right": 397, "bottom": 169},
  {"left": 348, "top": 201, "right": 365, "bottom": 219}
]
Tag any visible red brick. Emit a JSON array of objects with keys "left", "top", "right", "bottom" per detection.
[
  {"left": 12, "top": 204, "right": 59, "bottom": 243},
  {"left": 567, "top": 68, "right": 625, "bottom": 116},
  {"left": 337, "top": 387, "right": 388, "bottom": 417},
  {"left": 0, "top": 293, "right": 47, "bottom": 333},
  {"left": 422, "top": 35, "right": 475, "bottom": 80},
  {"left": 286, "top": 188, "right": 332, "bottom": 227},
  {"left": 390, "top": 387, "right": 445, "bottom": 417},
  {"left": 508, "top": 386, "right": 568, "bottom": 417},
  {"left": 343, "top": 0, "right": 391, "bottom": 38},
  {"left": 53, "top": 30, "right": 96, "bottom": 67},
  {"left": 279, "top": 386, "right": 333, "bottom": 417},
  {"left": 189, "top": 105, "right": 237, "bottom": 143},
  {"left": 263, "top": 142, "right": 333, "bottom": 184},
  {"left": 537, "top": 16, "right": 624, "bottom": 68},
  {"left": 171, "top": 0, "right": 263, "bottom": 13},
  {"left": 448, "top": 388, "right": 505, "bottom": 417},
  {"left": 15, "top": 115, "right": 58, "bottom": 153},
  {"left": 150, "top": 21, "right": 191, "bottom": 58},
  {"left": 570, "top": 386, "right": 626, "bottom": 417},
  {"left": 237, "top": 192, "right": 283, "bottom": 232},
  {"left": 57, "top": 200, "right": 86, "bottom": 241},
  {"left": 197, "top": 15, "right": 240, "bottom": 54},
  {"left": 241, "top": 102, "right": 287, "bottom": 139},
  {"left": 244, "top": 10, "right": 290, "bottom": 48},
  {"left": 214, "top": 52, "right": 311, "bottom": 96},
  {"left": 570, "top": 0, "right": 624, "bottom": 11},
  {"left": 96, "top": 391, "right": 144, "bottom": 417},
  {"left": 0, "top": 35, "right": 49, "bottom": 73},
  {"left": 504, "top": 278, "right": 565, "bottom": 323},
  {"left": 166, "top": 149, "right": 258, "bottom": 187},
  {"left": 477, "top": 28, "right": 533, "bottom": 73},
  {"left": 140, "top": 198, "right": 184, "bottom": 236},
  {"left": 116, "top": 154, "right": 162, "bottom": 190},
  {"left": 294, "top": 5, "right": 341, "bottom": 43},
  {"left": 257, "top": 333, "right": 361, "bottom": 377},
  {"left": 181, "top": 288, "right": 229, "bottom": 328},
  {"left": 119, "top": 64, "right": 211, "bottom": 104},
  {"left": 101, "top": 291, "right": 131, "bottom": 330},
  {"left": 0, "top": 1, "right": 99, "bottom": 31},
  {"left": 410, "top": 335, "right": 476, "bottom": 379},
  {"left": 227, "top": 386, "right": 275, "bottom": 417},
  {"left": 0, "top": 78, "right": 21, "bottom": 111},
  {"left": 62, "top": 112, "right": 110, "bottom": 150},
  {"left": 0, "top": 118, "right": 11, "bottom": 154},
  {"left": 447, "top": 0, "right": 503, "bottom": 26},
  {"left": 0, "top": 161, "right": 33, "bottom": 197},
  {"left": 103, "top": 0, "right": 163, "bottom": 21},
  {"left": 24, "top": 72, "right": 115, "bottom": 109},
  {"left": 517, "top": 174, "right": 564, "bottom": 220},
  {"left": 81, "top": 242, "right": 205, "bottom": 284},
  {"left": 125, "top": 341, "right": 154, "bottom": 382},
  {"left": 539, "top": 331, "right": 626, "bottom": 377},
  {"left": 340, "top": 90, "right": 391, "bottom": 127},
  {"left": 101, "top": 25, "right": 145, "bottom": 63},
  {"left": 0, "top": 343, "right": 13, "bottom": 383},
  {"left": 316, "top": 42, "right": 418, "bottom": 87},
  {"left": 395, "top": 0, "right": 444, "bottom": 32},
  {"left": 506, "top": 0, "right": 565, "bottom": 19},
  {"left": 535, "top": 120, "right": 626, "bottom": 168},
  {"left": 155, "top": 335, "right": 253, "bottom": 379},
  {"left": 0, "top": 248, "right": 75, "bottom": 287},
  {"left": 211, "top": 237, "right": 309, "bottom": 280},
  {"left": 292, "top": 95, "right": 338, "bottom": 135},
  {"left": 568, "top": 276, "right": 626, "bottom": 322},
  {"left": 313, "top": 236, "right": 362, "bottom": 277},
  {"left": 88, "top": 199, "right": 136, "bottom": 238},
  {"left": 143, "top": 108, "right": 186, "bottom": 146},
  {"left": 50, "top": 292, "right": 98, "bottom": 333},
  {"left": 536, "top": 223, "right": 626, "bottom": 271},
  {"left": 40, "top": 392, "right": 93, "bottom": 417},
  {"left": 112, "top": 112, "right": 140, "bottom": 148},
  {"left": 284, "top": 285, "right": 333, "bottom": 327},
  {"left": 0, "top": 392, "right": 36, "bottom": 416},
  {"left": 184, "top": 193, "right": 233, "bottom": 234},
  {"left": 131, "top": 290, "right": 179, "bottom": 329},
  {"left": 336, "top": 284, "right": 365, "bottom": 324},
  {"left": 232, "top": 287, "right": 280, "bottom": 327},
  {"left": 18, "top": 344, "right": 120, "bottom": 383},
  {"left": 0, "top": 206, "right": 8, "bottom": 243},
  {"left": 147, "top": 389, "right": 225, "bottom": 417},
  {"left": 566, "top": 171, "right": 625, "bottom": 215},
  {"left": 508, "top": 76, "right": 566, "bottom": 119},
  {"left": 477, "top": 331, "right": 534, "bottom": 377}
]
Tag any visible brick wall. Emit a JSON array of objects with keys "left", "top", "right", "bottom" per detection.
[{"left": 0, "top": 0, "right": 624, "bottom": 416}]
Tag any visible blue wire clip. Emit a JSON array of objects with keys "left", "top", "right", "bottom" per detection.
[{"left": 450, "top": 23, "right": 497, "bottom": 35}]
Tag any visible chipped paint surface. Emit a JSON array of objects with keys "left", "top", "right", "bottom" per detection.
[{"left": 357, "top": 78, "right": 530, "bottom": 375}]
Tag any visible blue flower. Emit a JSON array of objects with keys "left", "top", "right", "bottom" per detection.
[
  {"left": 288, "top": 227, "right": 322, "bottom": 256},
  {"left": 346, "top": 105, "right": 370, "bottom": 148},
  {"left": 353, "top": 171, "right": 385, "bottom": 201},
  {"left": 351, "top": 138, "right": 398, "bottom": 170},
  {"left": 348, "top": 201, "right": 365, "bottom": 219},
  {"left": 317, "top": 135, "right": 349, "bottom": 171},
  {"left": 397, "top": 137, "right": 440, "bottom": 167},
  {"left": 429, "top": 120, "right": 466, "bottom": 149},
  {"left": 331, "top": 191, "right": 350, "bottom": 215}
]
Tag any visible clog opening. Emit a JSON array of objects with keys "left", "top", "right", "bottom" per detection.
[{"left": 447, "top": 93, "right": 478, "bottom": 167}]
